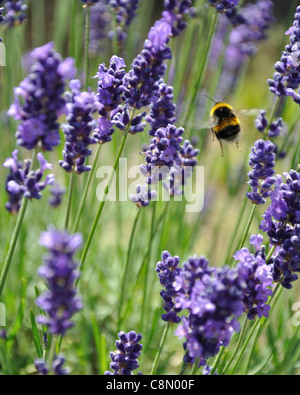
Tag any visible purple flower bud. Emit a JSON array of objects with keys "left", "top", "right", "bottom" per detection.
[{"left": 105, "top": 331, "right": 143, "bottom": 375}]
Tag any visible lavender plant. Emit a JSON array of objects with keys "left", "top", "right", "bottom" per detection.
[{"left": 1, "top": 0, "right": 300, "bottom": 378}]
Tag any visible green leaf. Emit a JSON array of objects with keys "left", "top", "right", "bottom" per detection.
[{"left": 30, "top": 309, "right": 43, "bottom": 359}]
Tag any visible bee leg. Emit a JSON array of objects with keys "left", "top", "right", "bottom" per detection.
[
  {"left": 211, "top": 129, "right": 215, "bottom": 141},
  {"left": 220, "top": 140, "right": 224, "bottom": 157},
  {"left": 236, "top": 141, "right": 242, "bottom": 152}
]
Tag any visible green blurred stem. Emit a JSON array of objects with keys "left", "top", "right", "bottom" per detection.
[
  {"left": 72, "top": 144, "right": 102, "bottom": 233},
  {"left": 224, "top": 197, "right": 248, "bottom": 266},
  {"left": 221, "top": 316, "right": 248, "bottom": 375},
  {"left": 0, "top": 198, "right": 28, "bottom": 299},
  {"left": 230, "top": 282, "right": 282, "bottom": 375},
  {"left": 266, "top": 97, "right": 282, "bottom": 137},
  {"left": 76, "top": 130, "right": 130, "bottom": 286},
  {"left": 140, "top": 201, "right": 157, "bottom": 332},
  {"left": 210, "top": 346, "right": 225, "bottom": 375},
  {"left": 191, "top": 358, "right": 200, "bottom": 375},
  {"left": 83, "top": 5, "right": 91, "bottom": 91},
  {"left": 235, "top": 203, "right": 257, "bottom": 259},
  {"left": 150, "top": 323, "right": 170, "bottom": 375},
  {"left": 117, "top": 208, "right": 142, "bottom": 329},
  {"left": 0, "top": 149, "right": 37, "bottom": 299},
  {"left": 182, "top": 10, "right": 218, "bottom": 127},
  {"left": 64, "top": 170, "right": 75, "bottom": 230}
]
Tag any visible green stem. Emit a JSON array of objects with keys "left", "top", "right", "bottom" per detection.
[
  {"left": 224, "top": 197, "right": 248, "bottom": 266},
  {"left": 222, "top": 316, "right": 248, "bottom": 375},
  {"left": 72, "top": 144, "right": 102, "bottom": 233},
  {"left": 182, "top": 10, "right": 218, "bottom": 128},
  {"left": 150, "top": 323, "right": 170, "bottom": 375},
  {"left": 0, "top": 198, "right": 28, "bottom": 299},
  {"left": 191, "top": 358, "right": 200, "bottom": 375},
  {"left": 179, "top": 361, "right": 188, "bottom": 375},
  {"left": 0, "top": 149, "right": 37, "bottom": 299},
  {"left": 230, "top": 283, "right": 282, "bottom": 375},
  {"left": 233, "top": 203, "right": 256, "bottom": 266},
  {"left": 117, "top": 208, "right": 141, "bottom": 329},
  {"left": 210, "top": 346, "right": 225, "bottom": 376},
  {"left": 83, "top": 5, "right": 91, "bottom": 91},
  {"left": 76, "top": 131, "right": 129, "bottom": 286},
  {"left": 140, "top": 201, "right": 157, "bottom": 332},
  {"left": 64, "top": 171, "right": 75, "bottom": 230}
]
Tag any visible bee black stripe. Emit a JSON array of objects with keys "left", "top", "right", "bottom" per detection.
[{"left": 216, "top": 124, "right": 241, "bottom": 141}]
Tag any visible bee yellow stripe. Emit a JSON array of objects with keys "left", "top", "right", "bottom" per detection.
[
  {"left": 214, "top": 116, "right": 240, "bottom": 134},
  {"left": 210, "top": 102, "right": 233, "bottom": 117}
]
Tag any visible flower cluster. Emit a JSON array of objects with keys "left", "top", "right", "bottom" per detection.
[
  {"left": 234, "top": 237, "right": 273, "bottom": 320},
  {"left": 106, "top": 0, "right": 141, "bottom": 44},
  {"left": 260, "top": 170, "right": 300, "bottom": 289},
  {"left": 3, "top": 150, "right": 55, "bottom": 214},
  {"left": 8, "top": 42, "right": 76, "bottom": 151},
  {"left": 36, "top": 229, "right": 83, "bottom": 336},
  {"left": 59, "top": 80, "right": 99, "bottom": 174},
  {"left": 35, "top": 355, "right": 69, "bottom": 376},
  {"left": 80, "top": 0, "right": 102, "bottom": 5},
  {"left": 255, "top": 110, "right": 285, "bottom": 140},
  {"left": 48, "top": 183, "right": 66, "bottom": 208},
  {"left": 89, "top": 1, "right": 111, "bottom": 55},
  {"left": 129, "top": 184, "right": 157, "bottom": 209},
  {"left": 105, "top": 331, "right": 143, "bottom": 375},
  {"left": 0, "top": 2, "right": 5, "bottom": 43},
  {"left": 162, "top": 0, "right": 195, "bottom": 37},
  {"left": 94, "top": 55, "right": 126, "bottom": 144},
  {"left": 174, "top": 257, "right": 245, "bottom": 365},
  {"left": 122, "top": 20, "right": 172, "bottom": 110},
  {"left": 268, "top": 6, "right": 300, "bottom": 104},
  {"left": 164, "top": 139, "right": 199, "bottom": 197},
  {"left": 214, "top": 0, "right": 274, "bottom": 96},
  {"left": 156, "top": 251, "right": 182, "bottom": 324},
  {"left": 1, "top": 0, "right": 27, "bottom": 28},
  {"left": 206, "top": 0, "right": 240, "bottom": 13},
  {"left": 246, "top": 140, "right": 277, "bottom": 205},
  {"left": 145, "top": 80, "right": 177, "bottom": 137}
]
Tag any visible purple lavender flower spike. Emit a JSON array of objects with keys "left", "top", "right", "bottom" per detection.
[
  {"left": 80, "top": 0, "right": 102, "bottom": 5},
  {"left": 129, "top": 184, "right": 157, "bottom": 208},
  {"left": 234, "top": 242, "right": 273, "bottom": 320},
  {"left": 162, "top": 0, "right": 195, "bottom": 37},
  {"left": 156, "top": 251, "right": 182, "bottom": 324},
  {"left": 122, "top": 20, "right": 172, "bottom": 110},
  {"left": 106, "top": 0, "right": 141, "bottom": 44},
  {"left": 268, "top": 6, "right": 300, "bottom": 104},
  {"left": 260, "top": 170, "right": 300, "bottom": 289},
  {"left": 35, "top": 355, "right": 69, "bottom": 376},
  {"left": 145, "top": 80, "right": 177, "bottom": 137},
  {"left": 0, "top": 3, "right": 5, "bottom": 42},
  {"left": 174, "top": 256, "right": 245, "bottom": 365},
  {"left": 104, "top": 331, "right": 143, "bottom": 375},
  {"left": 48, "top": 183, "right": 66, "bottom": 208},
  {"left": 59, "top": 80, "right": 99, "bottom": 174},
  {"left": 246, "top": 139, "right": 276, "bottom": 205},
  {"left": 206, "top": 0, "right": 240, "bottom": 14},
  {"left": 36, "top": 228, "right": 83, "bottom": 336},
  {"left": 215, "top": 1, "right": 274, "bottom": 97},
  {"left": 94, "top": 55, "right": 126, "bottom": 144},
  {"left": 89, "top": 1, "right": 111, "bottom": 55},
  {"left": 8, "top": 42, "right": 76, "bottom": 151},
  {"left": 3, "top": 150, "right": 55, "bottom": 214},
  {"left": 1, "top": 0, "right": 27, "bottom": 28}
]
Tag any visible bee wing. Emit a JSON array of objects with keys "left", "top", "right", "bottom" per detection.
[
  {"left": 193, "top": 118, "right": 218, "bottom": 130},
  {"left": 236, "top": 109, "right": 261, "bottom": 117}
]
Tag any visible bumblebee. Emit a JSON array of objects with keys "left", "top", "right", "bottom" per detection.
[
  {"left": 209, "top": 101, "right": 241, "bottom": 156},
  {"left": 196, "top": 95, "right": 259, "bottom": 156}
]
